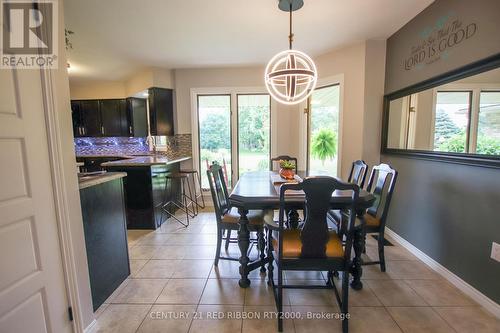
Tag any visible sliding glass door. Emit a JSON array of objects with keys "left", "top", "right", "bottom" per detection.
[
  {"left": 237, "top": 94, "right": 271, "bottom": 176},
  {"left": 307, "top": 84, "right": 340, "bottom": 176},
  {"left": 197, "top": 92, "right": 271, "bottom": 189},
  {"left": 197, "top": 95, "right": 232, "bottom": 189}
]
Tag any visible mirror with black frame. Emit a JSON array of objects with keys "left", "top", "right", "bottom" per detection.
[{"left": 385, "top": 66, "right": 500, "bottom": 158}]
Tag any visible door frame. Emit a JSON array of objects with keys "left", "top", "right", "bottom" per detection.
[
  {"left": 190, "top": 87, "right": 278, "bottom": 186},
  {"left": 299, "top": 74, "right": 344, "bottom": 176},
  {"left": 40, "top": 67, "right": 88, "bottom": 331},
  {"left": 33, "top": 3, "right": 92, "bottom": 329}
]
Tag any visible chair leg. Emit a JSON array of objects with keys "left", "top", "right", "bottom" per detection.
[
  {"left": 214, "top": 227, "right": 223, "bottom": 266},
  {"left": 378, "top": 231, "right": 386, "bottom": 272},
  {"left": 362, "top": 232, "right": 367, "bottom": 253},
  {"left": 326, "top": 271, "right": 332, "bottom": 286},
  {"left": 267, "top": 229, "right": 274, "bottom": 286},
  {"left": 341, "top": 269, "right": 349, "bottom": 333},
  {"left": 225, "top": 230, "right": 231, "bottom": 251},
  {"left": 197, "top": 171, "right": 206, "bottom": 208},
  {"left": 258, "top": 229, "right": 266, "bottom": 273},
  {"left": 277, "top": 265, "right": 283, "bottom": 332}
]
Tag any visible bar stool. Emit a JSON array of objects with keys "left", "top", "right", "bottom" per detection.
[
  {"left": 180, "top": 169, "right": 205, "bottom": 215},
  {"left": 162, "top": 173, "right": 196, "bottom": 227}
]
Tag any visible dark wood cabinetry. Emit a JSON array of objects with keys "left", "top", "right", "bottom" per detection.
[
  {"left": 71, "top": 101, "right": 84, "bottom": 137},
  {"left": 71, "top": 98, "right": 147, "bottom": 138},
  {"left": 105, "top": 163, "right": 180, "bottom": 229},
  {"left": 71, "top": 86, "right": 173, "bottom": 138},
  {"left": 126, "top": 97, "right": 148, "bottom": 137},
  {"left": 148, "top": 87, "right": 174, "bottom": 136},
  {"left": 81, "top": 100, "right": 101, "bottom": 137},
  {"left": 99, "top": 99, "right": 127, "bottom": 137},
  {"left": 80, "top": 177, "right": 130, "bottom": 310}
]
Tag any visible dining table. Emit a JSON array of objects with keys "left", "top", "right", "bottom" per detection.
[{"left": 229, "top": 170, "right": 375, "bottom": 289}]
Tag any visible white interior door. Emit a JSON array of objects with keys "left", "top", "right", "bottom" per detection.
[{"left": 0, "top": 68, "right": 71, "bottom": 332}]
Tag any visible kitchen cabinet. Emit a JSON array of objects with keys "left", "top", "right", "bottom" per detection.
[
  {"left": 79, "top": 175, "right": 130, "bottom": 311},
  {"left": 81, "top": 100, "right": 101, "bottom": 137},
  {"left": 126, "top": 97, "right": 148, "bottom": 137},
  {"left": 100, "top": 99, "right": 127, "bottom": 136},
  {"left": 71, "top": 98, "right": 129, "bottom": 137},
  {"left": 71, "top": 88, "right": 172, "bottom": 138},
  {"left": 104, "top": 163, "right": 181, "bottom": 229},
  {"left": 71, "top": 100, "right": 84, "bottom": 137},
  {"left": 148, "top": 87, "right": 174, "bottom": 136}
]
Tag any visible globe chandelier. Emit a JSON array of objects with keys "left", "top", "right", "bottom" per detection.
[{"left": 265, "top": 0, "right": 317, "bottom": 105}]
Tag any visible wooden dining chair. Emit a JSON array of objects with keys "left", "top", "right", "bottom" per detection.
[
  {"left": 348, "top": 160, "right": 368, "bottom": 188},
  {"left": 359, "top": 163, "right": 398, "bottom": 272},
  {"left": 328, "top": 160, "right": 368, "bottom": 230},
  {"left": 207, "top": 162, "right": 272, "bottom": 267},
  {"left": 266, "top": 176, "right": 359, "bottom": 333},
  {"left": 270, "top": 155, "right": 298, "bottom": 172}
]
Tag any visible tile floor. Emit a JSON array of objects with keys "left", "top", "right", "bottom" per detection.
[{"left": 89, "top": 209, "right": 500, "bottom": 333}]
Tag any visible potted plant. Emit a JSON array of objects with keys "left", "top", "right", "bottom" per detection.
[{"left": 279, "top": 160, "right": 295, "bottom": 180}]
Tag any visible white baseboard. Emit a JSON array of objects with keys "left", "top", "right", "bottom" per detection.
[
  {"left": 385, "top": 228, "right": 500, "bottom": 319},
  {"left": 84, "top": 319, "right": 96, "bottom": 333}
]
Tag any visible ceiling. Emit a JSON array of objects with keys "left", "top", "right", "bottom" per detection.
[{"left": 65, "top": 0, "right": 433, "bottom": 83}]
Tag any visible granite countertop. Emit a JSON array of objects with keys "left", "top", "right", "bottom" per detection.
[
  {"left": 78, "top": 172, "right": 127, "bottom": 190},
  {"left": 101, "top": 155, "right": 192, "bottom": 167}
]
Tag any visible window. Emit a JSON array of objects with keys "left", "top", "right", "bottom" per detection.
[
  {"left": 307, "top": 84, "right": 340, "bottom": 175},
  {"left": 196, "top": 92, "right": 273, "bottom": 190},
  {"left": 433, "top": 91, "right": 471, "bottom": 153},
  {"left": 477, "top": 92, "right": 500, "bottom": 155},
  {"left": 197, "top": 95, "right": 232, "bottom": 189},
  {"left": 237, "top": 94, "right": 271, "bottom": 176},
  {"left": 432, "top": 90, "right": 500, "bottom": 155}
]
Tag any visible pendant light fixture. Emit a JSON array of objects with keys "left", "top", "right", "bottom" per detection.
[{"left": 265, "top": 0, "right": 317, "bottom": 105}]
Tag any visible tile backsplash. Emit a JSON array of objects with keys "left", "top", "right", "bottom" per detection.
[
  {"left": 74, "top": 134, "right": 192, "bottom": 157},
  {"left": 74, "top": 137, "right": 149, "bottom": 156}
]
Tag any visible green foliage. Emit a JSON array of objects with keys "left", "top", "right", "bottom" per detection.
[
  {"left": 238, "top": 105, "right": 270, "bottom": 152},
  {"left": 437, "top": 132, "right": 466, "bottom": 153},
  {"left": 437, "top": 132, "right": 500, "bottom": 155},
  {"left": 476, "top": 136, "right": 500, "bottom": 155},
  {"left": 199, "top": 112, "right": 230, "bottom": 150},
  {"left": 279, "top": 160, "right": 295, "bottom": 169},
  {"left": 311, "top": 129, "right": 337, "bottom": 163},
  {"left": 433, "top": 110, "right": 461, "bottom": 149}
]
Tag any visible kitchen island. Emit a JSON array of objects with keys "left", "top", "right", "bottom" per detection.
[
  {"left": 102, "top": 155, "right": 191, "bottom": 229},
  {"left": 79, "top": 172, "right": 129, "bottom": 311}
]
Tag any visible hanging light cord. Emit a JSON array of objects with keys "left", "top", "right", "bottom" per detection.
[{"left": 288, "top": 3, "right": 294, "bottom": 49}]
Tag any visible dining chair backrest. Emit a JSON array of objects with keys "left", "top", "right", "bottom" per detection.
[
  {"left": 348, "top": 160, "right": 368, "bottom": 188},
  {"left": 279, "top": 177, "right": 359, "bottom": 261},
  {"left": 365, "top": 163, "right": 398, "bottom": 227},
  {"left": 207, "top": 162, "right": 231, "bottom": 222},
  {"left": 270, "top": 155, "right": 298, "bottom": 172}
]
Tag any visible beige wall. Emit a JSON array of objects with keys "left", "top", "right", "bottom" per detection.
[
  {"left": 69, "top": 80, "right": 127, "bottom": 99},
  {"left": 362, "top": 40, "right": 386, "bottom": 168},
  {"left": 69, "top": 67, "right": 174, "bottom": 99},
  {"left": 314, "top": 41, "right": 386, "bottom": 178}
]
